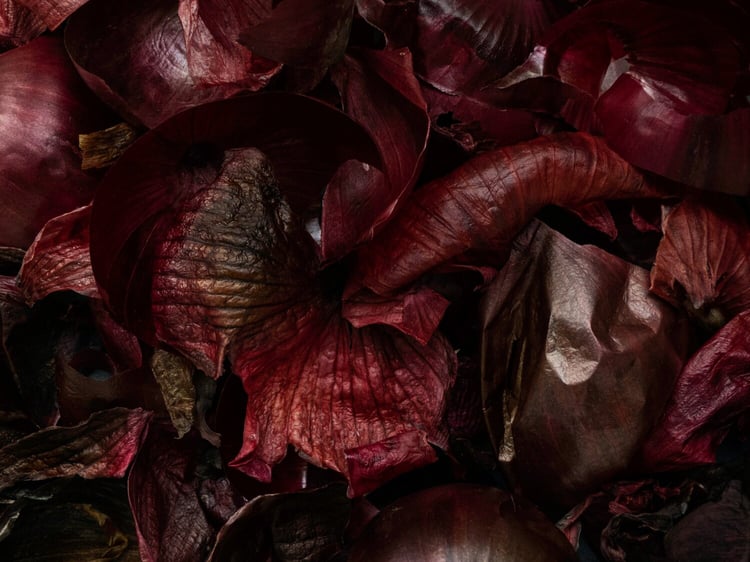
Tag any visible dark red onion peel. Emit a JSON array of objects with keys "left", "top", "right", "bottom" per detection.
[
  {"left": 650, "top": 198, "right": 750, "bottom": 328},
  {"left": 0, "top": 0, "right": 45, "bottom": 49},
  {"left": 0, "top": 36, "right": 111, "bottom": 249},
  {"left": 17, "top": 205, "right": 96, "bottom": 305},
  {"left": 64, "top": 0, "right": 272, "bottom": 128},
  {"left": 484, "top": 0, "right": 750, "bottom": 194}
]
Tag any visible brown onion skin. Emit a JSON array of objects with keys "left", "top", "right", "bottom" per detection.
[{"left": 348, "top": 484, "right": 579, "bottom": 561}]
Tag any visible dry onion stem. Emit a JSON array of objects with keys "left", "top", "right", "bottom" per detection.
[{"left": 79, "top": 122, "right": 138, "bottom": 170}]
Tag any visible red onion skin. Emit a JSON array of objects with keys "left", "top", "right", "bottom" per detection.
[{"left": 350, "top": 132, "right": 660, "bottom": 297}]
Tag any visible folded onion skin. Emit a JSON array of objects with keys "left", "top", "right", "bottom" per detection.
[
  {"left": 483, "top": 0, "right": 750, "bottom": 194},
  {"left": 17, "top": 205, "right": 96, "bottom": 304},
  {"left": 650, "top": 198, "right": 750, "bottom": 327},
  {"left": 0, "top": 0, "right": 45, "bottom": 49},
  {"left": 639, "top": 310, "right": 750, "bottom": 471},
  {"left": 480, "top": 221, "right": 691, "bottom": 508},
  {"left": 64, "top": 0, "right": 274, "bottom": 128},
  {"left": 89, "top": 92, "right": 379, "bottom": 342}
]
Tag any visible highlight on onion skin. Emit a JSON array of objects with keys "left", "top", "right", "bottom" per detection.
[{"left": 348, "top": 484, "right": 579, "bottom": 561}]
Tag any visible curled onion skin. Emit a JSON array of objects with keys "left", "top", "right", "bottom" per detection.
[
  {"left": 349, "top": 484, "right": 578, "bottom": 561},
  {"left": 350, "top": 132, "right": 660, "bottom": 296}
]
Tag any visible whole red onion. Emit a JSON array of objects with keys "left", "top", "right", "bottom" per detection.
[{"left": 349, "top": 484, "right": 578, "bottom": 561}]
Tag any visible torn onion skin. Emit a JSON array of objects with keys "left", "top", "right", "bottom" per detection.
[{"left": 483, "top": 0, "right": 750, "bottom": 194}]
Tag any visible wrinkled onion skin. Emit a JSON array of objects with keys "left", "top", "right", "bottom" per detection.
[
  {"left": 351, "top": 132, "right": 658, "bottom": 296},
  {"left": 349, "top": 484, "right": 578, "bottom": 561},
  {"left": 0, "top": 36, "right": 110, "bottom": 249},
  {"left": 0, "top": 0, "right": 46, "bottom": 49}
]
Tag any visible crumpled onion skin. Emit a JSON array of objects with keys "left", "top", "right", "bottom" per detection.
[
  {"left": 324, "top": 47, "right": 429, "bottom": 260},
  {"left": 14, "top": 0, "right": 90, "bottom": 29},
  {"left": 128, "top": 424, "right": 244, "bottom": 562},
  {"left": 89, "top": 92, "right": 379, "bottom": 343},
  {"left": 639, "top": 309, "right": 750, "bottom": 471},
  {"left": 0, "top": 408, "right": 152, "bottom": 491},
  {"left": 349, "top": 483, "right": 578, "bottom": 561},
  {"left": 229, "top": 297, "right": 455, "bottom": 496},
  {"left": 17, "top": 205, "right": 96, "bottom": 304},
  {"left": 411, "top": 0, "right": 572, "bottom": 94},
  {"left": 0, "top": 36, "right": 111, "bottom": 249},
  {"left": 480, "top": 221, "right": 691, "bottom": 508}
]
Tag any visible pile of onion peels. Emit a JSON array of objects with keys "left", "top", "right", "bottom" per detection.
[{"left": 1, "top": 0, "right": 749, "bottom": 560}]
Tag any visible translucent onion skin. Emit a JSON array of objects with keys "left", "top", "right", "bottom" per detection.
[{"left": 348, "top": 484, "right": 578, "bottom": 561}]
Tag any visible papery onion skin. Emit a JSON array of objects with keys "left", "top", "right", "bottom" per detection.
[
  {"left": 14, "top": 0, "right": 90, "bottom": 30},
  {"left": 89, "top": 92, "right": 379, "bottom": 341},
  {"left": 17, "top": 205, "right": 96, "bottom": 305},
  {"left": 88, "top": 91, "right": 453, "bottom": 495},
  {"left": 324, "top": 47, "right": 429, "bottom": 260},
  {"left": 649, "top": 198, "right": 750, "bottom": 327},
  {"left": 348, "top": 483, "right": 578, "bottom": 561},
  {"left": 638, "top": 309, "right": 750, "bottom": 471},
  {"left": 64, "top": 0, "right": 274, "bottom": 128},
  {"left": 483, "top": 0, "right": 750, "bottom": 194},
  {"left": 411, "top": 0, "right": 573, "bottom": 93},
  {"left": 0, "top": 0, "right": 46, "bottom": 49}
]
